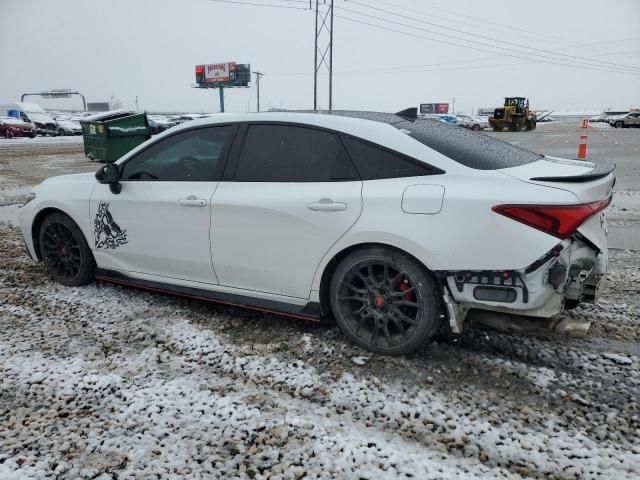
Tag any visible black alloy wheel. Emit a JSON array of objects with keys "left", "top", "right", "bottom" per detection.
[
  {"left": 330, "top": 247, "right": 441, "bottom": 355},
  {"left": 39, "top": 213, "right": 95, "bottom": 286}
]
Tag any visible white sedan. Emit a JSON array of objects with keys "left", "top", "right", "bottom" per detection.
[{"left": 17, "top": 110, "right": 614, "bottom": 354}]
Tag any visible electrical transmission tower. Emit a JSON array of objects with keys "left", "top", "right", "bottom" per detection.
[{"left": 313, "top": 0, "right": 334, "bottom": 110}]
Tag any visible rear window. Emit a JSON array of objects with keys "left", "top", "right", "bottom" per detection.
[
  {"left": 394, "top": 118, "right": 543, "bottom": 170},
  {"left": 342, "top": 136, "right": 441, "bottom": 180}
]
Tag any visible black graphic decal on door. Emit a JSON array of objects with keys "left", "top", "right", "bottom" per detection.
[{"left": 94, "top": 201, "right": 128, "bottom": 249}]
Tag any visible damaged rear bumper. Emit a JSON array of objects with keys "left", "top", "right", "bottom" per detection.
[{"left": 439, "top": 236, "right": 607, "bottom": 333}]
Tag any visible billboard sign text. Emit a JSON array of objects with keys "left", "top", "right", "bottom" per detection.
[
  {"left": 204, "top": 62, "right": 236, "bottom": 84},
  {"left": 420, "top": 103, "right": 449, "bottom": 114}
]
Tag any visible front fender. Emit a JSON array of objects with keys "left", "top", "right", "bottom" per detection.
[{"left": 17, "top": 182, "right": 96, "bottom": 260}]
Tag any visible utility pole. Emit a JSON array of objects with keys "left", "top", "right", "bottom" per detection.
[
  {"left": 135, "top": 96, "right": 139, "bottom": 112},
  {"left": 219, "top": 87, "right": 225, "bottom": 113},
  {"left": 313, "top": 0, "right": 334, "bottom": 110},
  {"left": 254, "top": 71, "right": 264, "bottom": 112}
]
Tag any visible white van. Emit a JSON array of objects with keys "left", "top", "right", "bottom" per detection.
[{"left": 0, "top": 102, "right": 57, "bottom": 135}]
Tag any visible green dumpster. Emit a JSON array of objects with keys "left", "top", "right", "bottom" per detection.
[{"left": 81, "top": 111, "right": 150, "bottom": 162}]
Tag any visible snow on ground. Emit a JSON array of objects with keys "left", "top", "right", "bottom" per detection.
[
  {"left": 1, "top": 226, "right": 639, "bottom": 479},
  {"left": 1, "top": 122, "right": 639, "bottom": 479},
  {"left": 0, "top": 135, "right": 83, "bottom": 146}
]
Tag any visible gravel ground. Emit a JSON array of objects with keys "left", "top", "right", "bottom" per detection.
[{"left": 1, "top": 133, "right": 639, "bottom": 479}]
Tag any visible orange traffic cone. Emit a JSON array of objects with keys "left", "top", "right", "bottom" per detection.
[{"left": 577, "top": 119, "right": 588, "bottom": 159}]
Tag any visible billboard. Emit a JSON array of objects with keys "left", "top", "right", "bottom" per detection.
[
  {"left": 204, "top": 62, "right": 236, "bottom": 83},
  {"left": 195, "top": 62, "right": 251, "bottom": 88},
  {"left": 420, "top": 103, "right": 449, "bottom": 114}
]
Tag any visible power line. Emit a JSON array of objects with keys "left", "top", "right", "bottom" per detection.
[
  {"left": 382, "top": 0, "right": 593, "bottom": 49},
  {"left": 206, "top": 0, "right": 640, "bottom": 76},
  {"left": 339, "top": 2, "right": 640, "bottom": 73},
  {"left": 375, "top": 0, "right": 640, "bottom": 59},
  {"left": 366, "top": 0, "right": 578, "bottom": 49},
  {"left": 333, "top": 13, "right": 640, "bottom": 76},
  {"left": 208, "top": 0, "right": 309, "bottom": 10}
]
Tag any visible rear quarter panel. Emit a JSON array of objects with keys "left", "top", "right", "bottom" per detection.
[{"left": 310, "top": 171, "right": 580, "bottom": 293}]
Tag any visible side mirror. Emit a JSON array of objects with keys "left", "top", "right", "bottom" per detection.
[{"left": 95, "top": 164, "right": 122, "bottom": 194}]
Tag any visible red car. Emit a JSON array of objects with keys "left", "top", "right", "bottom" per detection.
[{"left": 0, "top": 116, "right": 36, "bottom": 138}]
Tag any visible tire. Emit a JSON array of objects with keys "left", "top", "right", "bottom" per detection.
[
  {"left": 39, "top": 213, "right": 95, "bottom": 287},
  {"left": 614, "top": 121, "right": 623, "bottom": 128},
  {"left": 512, "top": 117, "right": 524, "bottom": 132},
  {"left": 4, "top": 130, "right": 13, "bottom": 139},
  {"left": 329, "top": 246, "right": 442, "bottom": 355},
  {"left": 492, "top": 125, "right": 503, "bottom": 132},
  {"left": 472, "top": 124, "right": 481, "bottom": 131},
  {"left": 58, "top": 128, "right": 65, "bottom": 136}
]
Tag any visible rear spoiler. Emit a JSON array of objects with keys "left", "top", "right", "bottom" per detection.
[
  {"left": 530, "top": 160, "right": 615, "bottom": 183},
  {"left": 394, "top": 107, "right": 418, "bottom": 121}
]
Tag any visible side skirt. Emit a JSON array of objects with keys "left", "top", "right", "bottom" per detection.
[{"left": 95, "top": 268, "right": 322, "bottom": 322}]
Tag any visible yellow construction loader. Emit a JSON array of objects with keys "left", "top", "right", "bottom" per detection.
[{"left": 489, "top": 97, "right": 537, "bottom": 132}]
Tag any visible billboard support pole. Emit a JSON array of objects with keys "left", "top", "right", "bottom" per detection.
[
  {"left": 219, "top": 87, "right": 225, "bottom": 113},
  {"left": 254, "top": 71, "right": 264, "bottom": 112}
]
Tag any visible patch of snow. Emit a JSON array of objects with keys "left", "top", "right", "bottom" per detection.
[{"left": 602, "top": 352, "right": 633, "bottom": 365}]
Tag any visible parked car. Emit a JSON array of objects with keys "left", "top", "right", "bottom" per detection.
[
  {"left": 17, "top": 110, "right": 614, "bottom": 355},
  {"left": 56, "top": 119, "right": 82, "bottom": 136},
  {"left": 420, "top": 114, "right": 459, "bottom": 125},
  {"left": 455, "top": 114, "right": 489, "bottom": 131},
  {"left": 147, "top": 118, "right": 165, "bottom": 135},
  {"left": 0, "top": 116, "right": 36, "bottom": 138},
  {"left": 608, "top": 112, "right": 640, "bottom": 128},
  {"left": 148, "top": 115, "right": 180, "bottom": 130},
  {"left": 0, "top": 102, "right": 57, "bottom": 135}
]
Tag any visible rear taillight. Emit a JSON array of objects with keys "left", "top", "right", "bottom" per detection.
[{"left": 492, "top": 197, "right": 611, "bottom": 239}]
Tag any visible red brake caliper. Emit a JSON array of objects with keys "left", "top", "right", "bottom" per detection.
[{"left": 398, "top": 279, "right": 414, "bottom": 302}]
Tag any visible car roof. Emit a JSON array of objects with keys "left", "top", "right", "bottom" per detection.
[
  {"left": 168, "top": 110, "right": 542, "bottom": 171},
  {"left": 171, "top": 110, "right": 411, "bottom": 138}
]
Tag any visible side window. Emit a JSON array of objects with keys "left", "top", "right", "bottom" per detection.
[
  {"left": 235, "top": 124, "right": 357, "bottom": 182},
  {"left": 342, "top": 136, "right": 439, "bottom": 180},
  {"left": 120, "top": 125, "right": 234, "bottom": 181}
]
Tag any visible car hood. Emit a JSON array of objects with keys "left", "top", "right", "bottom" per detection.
[
  {"left": 28, "top": 112, "right": 56, "bottom": 124},
  {"left": 40, "top": 172, "right": 96, "bottom": 186}
]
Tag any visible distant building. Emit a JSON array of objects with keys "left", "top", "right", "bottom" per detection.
[{"left": 87, "top": 102, "right": 110, "bottom": 112}]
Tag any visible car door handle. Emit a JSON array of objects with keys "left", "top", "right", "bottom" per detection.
[
  {"left": 178, "top": 196, "right": 207, "bottom": 207},
  {"left": 307, "top": 199, "right": 347, "bottom": 212}
]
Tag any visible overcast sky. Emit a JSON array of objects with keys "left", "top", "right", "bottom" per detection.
[{"left": 1, "top": 0, "right": 639, "bottom": 114}]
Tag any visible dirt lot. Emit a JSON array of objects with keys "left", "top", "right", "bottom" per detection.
[{"left": 1, "top": 126, "right": 639, "bottom": 479}]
